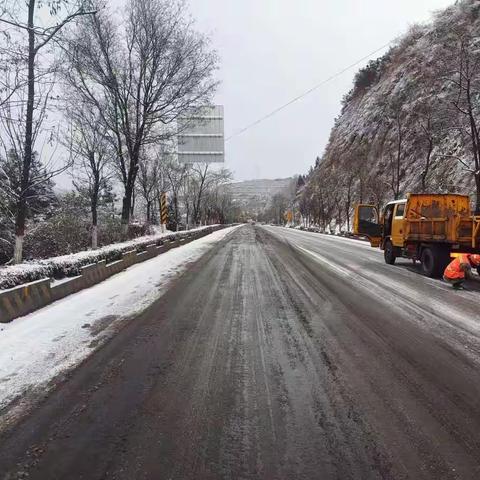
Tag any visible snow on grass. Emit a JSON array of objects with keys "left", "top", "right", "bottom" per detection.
[{"left": 0, "top": 225, "right": 241, "bottom": 416}]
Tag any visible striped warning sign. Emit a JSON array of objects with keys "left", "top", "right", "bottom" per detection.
[{"left": 160, "top": 192, "right": 168, "bottom": 226}]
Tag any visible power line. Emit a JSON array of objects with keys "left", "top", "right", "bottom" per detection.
[{"left": 225, "top": 41, "right": 393, "bottom": 142}]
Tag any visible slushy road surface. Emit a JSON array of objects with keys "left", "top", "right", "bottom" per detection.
[{"left": 1, "top": 225, "right": 480, "bottom": 479}]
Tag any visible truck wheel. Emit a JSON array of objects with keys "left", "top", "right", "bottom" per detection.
[
  {"left": 421, "top": 246, "right": 449, "bottom": 278},
  {"left": 384, "top": 240, "right": 396, "bottom": 265}
]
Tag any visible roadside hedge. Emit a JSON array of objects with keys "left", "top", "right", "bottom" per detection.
[{"left": 0, "top": 226, "right": 217, "bottom": 290}]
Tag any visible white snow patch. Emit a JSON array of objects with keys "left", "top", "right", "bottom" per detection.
[{"left": 0, "top": 225, "right": 240, "bottom": 413}]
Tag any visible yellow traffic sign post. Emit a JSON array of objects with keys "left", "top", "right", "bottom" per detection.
[{"left": 160, "top": 192, "right": 168, "bottom": 232}]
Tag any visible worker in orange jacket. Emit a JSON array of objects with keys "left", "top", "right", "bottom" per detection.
[{"left": 443, "top": 253, "right": 480, "bottom": 289}]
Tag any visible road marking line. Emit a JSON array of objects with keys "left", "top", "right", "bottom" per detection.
[{"left": 295, "top": 245, "right": 353, "bottom": 279}]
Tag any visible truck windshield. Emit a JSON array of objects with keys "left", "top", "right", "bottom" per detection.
[{"left": 359, "top": 206, "right": 377, "bottom": 223}]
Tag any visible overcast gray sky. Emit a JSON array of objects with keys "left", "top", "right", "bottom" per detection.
[{"left": 189, "top": 0, "right": 454, "bottom": 181}]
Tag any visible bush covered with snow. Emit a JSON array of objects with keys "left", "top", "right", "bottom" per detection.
[
  {"left": 22, "top": 212, "right": 155, "bottom": 262},
  {"left": 23, "top": 212, "right": 92, "bottom": 261},
  {"left": 0, "top": 226, "right": 218, "bottom": 290}
]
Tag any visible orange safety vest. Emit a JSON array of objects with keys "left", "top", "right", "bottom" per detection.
[{"left": 444, "top": 254, "right": 471, "bottom": 280}]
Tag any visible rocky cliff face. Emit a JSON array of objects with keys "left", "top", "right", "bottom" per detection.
[{"left": 303, "top": 0, "right": 480, "bottom": 225}]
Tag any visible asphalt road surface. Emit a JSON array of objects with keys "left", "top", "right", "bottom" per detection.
[{"left": 2, "top": 225, "right": 480, "bottom": 480}]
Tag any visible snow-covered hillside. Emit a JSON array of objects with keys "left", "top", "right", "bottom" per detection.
[
  {"left": 302, "top": 0, "right": 480, "bottom": 226},
  {"left": 228, "top": 178, "right": 294, "bottom": 216}
]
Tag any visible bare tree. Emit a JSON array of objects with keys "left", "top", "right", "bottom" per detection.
[
  {"left": 0, "top": 88, "right": 67, "bottom": 261},
  {"left": 407, "top": 50, "right": 448, "bottom": 193},
  {"left": 269, "top": 193, "right": 288, "bottom": 225},
  {"left": 343, "top": 171, "right": 355, "bottom": 231},
  {"left": 0, "top": 34, "right": 22, "bottom": 110},
  {"left": 0, "top": 0, "right": 95, "bottom": 262},
  {"left": 385, "top": 102, "right": 406, "bottom": 200},
  {"left": 161, "top": 156, "right": 188, "bottom": 230},
  {"left": 437, "top": 30, "right": 480, "bottom": 211},
  {"left": 136, "top": 152, "right": 160, "bottom": 224},
  {"left": 63, "top": 0, "right": 218, "bottom": 234},
  {"left": 365, "top": 172, "right": 390, "bottom": 213},
  {"left": 200, "top": 168, "right": 233, "bottom": 224},
  {"left": 66, "top": 101, "right": 112, "bottom": 248},
  {"left": 412, "top": 101, "right": 437, "bottom": 192},
  {"left": 353, "top": 140, "right": 371, "bottom": 203},
  {"left": 180, "top": 169, "right": 195, "bottom": 229},
  {"left": 190, "top": 163, "right": 210, "bottom": 225}
]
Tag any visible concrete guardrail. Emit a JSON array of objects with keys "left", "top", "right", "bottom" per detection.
[{"left": 0, "top": 226, "right": 226, "bottom": 323}]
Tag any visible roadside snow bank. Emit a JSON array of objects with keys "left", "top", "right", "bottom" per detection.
[
  {"left": 0, "top": 225, "right": 219, "bottom": 290},
  {"left": 0, "top": 225, "right": 240, "bottom": 415}
]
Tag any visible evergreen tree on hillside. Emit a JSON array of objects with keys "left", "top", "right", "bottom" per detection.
[
  {"left": 0, "top": 149, "right": 56, "bottom": 219},
  {"left": 296, "top": 175, "right": 305, "bottom": 190},
  {"left": 0, "top": 150, "right": 56, "bottom": 263}
]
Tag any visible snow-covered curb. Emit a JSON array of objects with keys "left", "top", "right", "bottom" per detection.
[
  {"left": 0, "top": 225, "right": 219, "bottom": 290},
  {"left": 268, "top": 226, "right": 373, "bottom": 248},
  {"left": 0, "top": 225, "right": 241, "bottom": 423}
]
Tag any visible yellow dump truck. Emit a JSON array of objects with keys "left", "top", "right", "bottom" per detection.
[{"left": 353, "top": 194, "right": 480, "bottom": 277}]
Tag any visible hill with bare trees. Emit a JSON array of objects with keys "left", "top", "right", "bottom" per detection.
[
  {"left": 298, "top": 0, "right": 480, "bottom": 231},
  {"left": 228, "top": 178, "right": 294, "bottom": 219}
]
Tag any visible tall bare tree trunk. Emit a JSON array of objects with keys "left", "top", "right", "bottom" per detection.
[
  {"left": 14, "top": 0, "right": 36, "bottom": 264},
  {"left": 467, "top": 80, "right": 480, "bottom": 214},
  {"left": 121, "top": 149, "right": 140, "bottom": 234},
  {"left": 91, "top": 197, "right": 98, "bottom": 249},
  {"left": 121, "top": 186, "right": 134, "bottom": 235},
  {"left": 394, "top": 117, "right": 402, "bottom": 199},
  {"left": 475, "top": 173, "right": 480, "bottom": 215},
  {"left": 173, "top": 192, "right": 179, "bottom": 230},
  {"left": 146, "top": 201, "right": 152, "bottom": 223},
  {"left": 91, "top": 225, "right": 98, "bottom": 249},
  {"left": 421, "top": 139, "right": 433, "bottom": 193}
]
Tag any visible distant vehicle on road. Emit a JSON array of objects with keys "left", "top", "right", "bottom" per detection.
[{"left": 354, "top": 193, "right": 480, "bottom": 277}]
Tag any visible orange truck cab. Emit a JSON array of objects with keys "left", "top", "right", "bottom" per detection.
[{"left": 353, "top": 193, "right": 480, "bottom": 277}]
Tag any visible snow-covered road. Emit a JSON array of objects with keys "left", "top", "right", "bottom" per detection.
[
  {"left": 3, "top": 225, "right": 480, "bottom": 479},
  {"left": 0, "top": 226, "right": 240, "bottom": 416}
]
